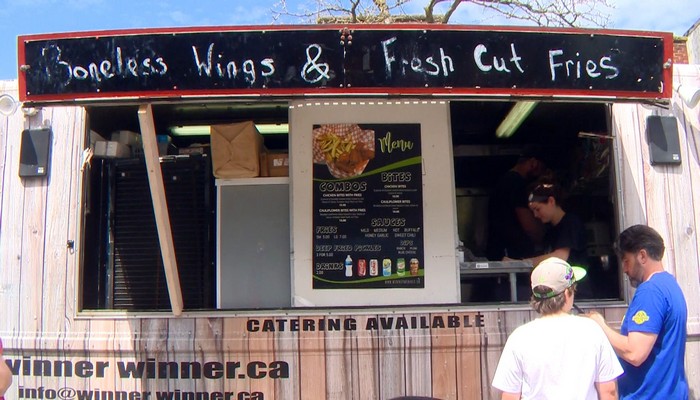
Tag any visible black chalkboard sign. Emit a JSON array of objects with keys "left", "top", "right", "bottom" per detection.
[{"left": 18, "top": 25, "right": 672, "bottom": 102}]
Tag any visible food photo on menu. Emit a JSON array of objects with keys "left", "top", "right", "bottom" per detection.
[{"left": 312, "top": 123, "right": 376, "bottom": 178}]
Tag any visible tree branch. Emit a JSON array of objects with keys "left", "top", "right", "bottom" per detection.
[{"left": 272, "top": 0, "right": 611, "bottom": 27}]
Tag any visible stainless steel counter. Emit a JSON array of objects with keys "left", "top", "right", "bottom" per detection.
[{"left": 460, "top": 260, "right": 533, "bottom": 302}]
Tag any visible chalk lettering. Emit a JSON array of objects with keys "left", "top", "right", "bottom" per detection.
[
  {"left": 600, "top": 56, "right": 620, "bottom": 79},
  {"left": 549, "top": 50, "right": 619, "bottom": 81},
  {"left": 39, "top": 44, "right": 167, "bottom": 86},
  {"left": 301, "top": 44, "right": 330, "bottom": 83},
  {"left": 191, "top": 43, "right": 275, "bottom": 84},
  {"left": 382, "top": 36, "right": 453, "bottom": 79},
  {"left": 473, "top": 43, "right": 524, "bottom": 74}
]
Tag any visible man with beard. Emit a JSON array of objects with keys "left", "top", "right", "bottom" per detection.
[{"left": 588, "top": 225, "right": 688, "bottom": 399}]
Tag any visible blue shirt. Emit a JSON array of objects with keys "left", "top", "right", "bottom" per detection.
[{"left": 619, "top": 272, "right": 688, "bottom": 399}]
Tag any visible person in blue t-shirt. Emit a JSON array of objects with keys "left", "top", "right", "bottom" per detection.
[{"left": 588, "top": 224, "right": 689, "bottom": 399}]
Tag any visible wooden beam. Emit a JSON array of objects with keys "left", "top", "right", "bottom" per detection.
[{"left": 137, "top": 104, "right": 183, "bottom": 316}]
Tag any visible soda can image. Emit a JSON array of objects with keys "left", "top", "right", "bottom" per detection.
[
  {"left": 382, "top": 258, "right": 392, "bottom": 276},
  {"left": 358, "top": 259, "right": 367, "bottom": 277},
  {"left": 410, "top": 258, "right": 419, "bottom": 276},
  {"left": 397, "top": 258, "right": 405, "bottom": 276},
  {"left": 369, "top": 259, "right": 379, "bottom": 276}
]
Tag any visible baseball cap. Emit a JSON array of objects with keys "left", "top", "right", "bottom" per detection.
[{"left": 531, "top": 257, "right": 587, "bottom": 299}]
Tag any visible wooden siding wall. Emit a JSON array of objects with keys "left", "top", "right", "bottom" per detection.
[
  {"left": 612, "top": 63, "right": 700, "bottom": 398},
  {"left": 2, "top": 72, "right": 699, "bottom": 400}
]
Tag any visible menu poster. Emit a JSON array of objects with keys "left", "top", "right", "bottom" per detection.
[{"left": 312, "top": 123, "right": 424, "bottom": 289}]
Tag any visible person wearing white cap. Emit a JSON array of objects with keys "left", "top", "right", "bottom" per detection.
[{"left": 492, "top": 257, "right": 623, "bottom": 400}]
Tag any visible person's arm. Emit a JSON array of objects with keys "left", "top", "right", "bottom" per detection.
[
  {"left": 0, "top": 355, "right": 12, "bottom": 396},
  {"left": 525, "top": 247, "right": 570, "bottom": 266},
  {"left": 595, "top": 379, "right": 619, "bottom": 400},
  {"left": 515, "top": 207, "right": 544, "bottom": 244},
  {"left": 501, "top": 391, "right": 521, "bottom": 400},
  {"left": 587, "top": 312, "right": 657, "bottom": 366}
]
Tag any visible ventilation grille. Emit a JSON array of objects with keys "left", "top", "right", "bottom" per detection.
[{"left": 110, "top": 156, "right": 214, "bottom": 310}]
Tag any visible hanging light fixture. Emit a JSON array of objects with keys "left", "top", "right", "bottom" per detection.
[
  {"left": 496, "top": 101, "right": 538, "bottom": 138},
  {"left": 169, "top": 123, "right": 289, "bottom": 136}
]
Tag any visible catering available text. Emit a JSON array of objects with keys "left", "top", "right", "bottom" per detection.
[{"left": 312, "top": 123, "right": 423, "bottom": 289}]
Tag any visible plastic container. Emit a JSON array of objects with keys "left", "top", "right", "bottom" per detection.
[{"left": 344, "top": 255, "right": 353, "bottom": 277}]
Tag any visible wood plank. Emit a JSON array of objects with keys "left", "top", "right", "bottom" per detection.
[
  {"left": 18, "top": 108, "right": 50, "bottom": 346},
  {"left": 140, "top": 318, "right": 170, "bottom": 393},
  {"left": 194, "top": 317, "right": 224, "bottom": 394},
  {"left": 222, "top": 317, "right": 252, "bottom": 395},
  {"left": 113, "top": 319, "right": 140, "bottom": 392},
  {"left": 431, "top": 313, "right": 458, "bottom": 400},
  {"left": 247, "top": 317, "right": 275, "bottom": 399},
  {"left": 298, "top": 315, "right": 327, "bottom": 398},
  {"left": 0, "top": 81, "right": 25, "bottom": 346},
  {"left": 42, "top": 106, "right": 84, "bottom": 338},
  {"left": 684, "top": 339, "right": 700, "bottom": 397},
  {"left": 456, "top": 312, "right": 483, "bottom": 400},
  {"left": 377, "top": 314, "right": 406, "bottom": 399},
  {"left": 87, "top": 319, "right": 117, "bottom": 391},
  {"left": 479, "top": 311, "right": 508, "bottom": 400},
  {"left": 61, "top": 103, "right": 90, "bottom": 364},
  {"left": 137, "top": 104, "right": 183, "bottom": 315},
  {"left": 612, "top": 102, "right": 648, "bottom": 300},
  {"left": 166, "top": 318, "right": 196, "bottom": 392},
  {"left": 273, "top": 317, "right": 301, "bottom": 400},
  {"left": 352, "top": 315, "right": 380, "bottom": 400},
  {"left": 612, "top": 103, "right": 648, "bottom": 227},
  {"left": 404, "top": 313, "right": 432, "bottom": 397},
  {"left": 323, "top": 317, "right": 353, "bottom": 400}
]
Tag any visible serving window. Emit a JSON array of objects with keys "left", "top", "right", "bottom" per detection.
[
  {"left": 78, "top": 99, "right": 623, "bottom": 312},
  {"left": 451, "top": 101, "right": 622, "bottom": 303},
  {"left": 80, "top": 103, "right": 290, "bottom": 311}
]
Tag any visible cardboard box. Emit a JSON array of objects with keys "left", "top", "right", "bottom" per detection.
[
  {"left": 266, "top": 152, "right": 289, "bottom": 177},
  {"left": 210, "top": 121, "right": 264, "bottom": 178},
  {"left": 94, "top": 140, "right": 131, "bottom": 158},
  {"left": 111, "top": 130, "right": 141, "bottom": 147}
]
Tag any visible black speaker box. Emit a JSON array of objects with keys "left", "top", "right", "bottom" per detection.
[
  {"left": 646, "top": 116, "right": 681, "bottom": 165},
  {"left": 19, "top": 128, "right": 52, "bottom": 177}
]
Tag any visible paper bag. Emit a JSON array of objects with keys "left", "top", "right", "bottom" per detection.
[{"left": 210, "top": 121, "right": 264, "bottom": 178}]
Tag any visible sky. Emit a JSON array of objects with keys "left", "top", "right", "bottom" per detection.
[{"left": 0, "top": 0, "right": 698, "bottom": 80}]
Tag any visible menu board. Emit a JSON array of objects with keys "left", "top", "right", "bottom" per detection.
[{"left": 312, "top": 123, "right": 424, "bottom": 289}]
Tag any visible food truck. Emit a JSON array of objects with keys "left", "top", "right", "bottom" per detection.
[{"left": 1, "top": 24, "right": 698, "bottom": 399}]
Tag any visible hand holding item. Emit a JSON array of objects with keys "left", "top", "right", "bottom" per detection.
[{"left": 585, "top": 311, "right": 607, "bottom": 327}]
